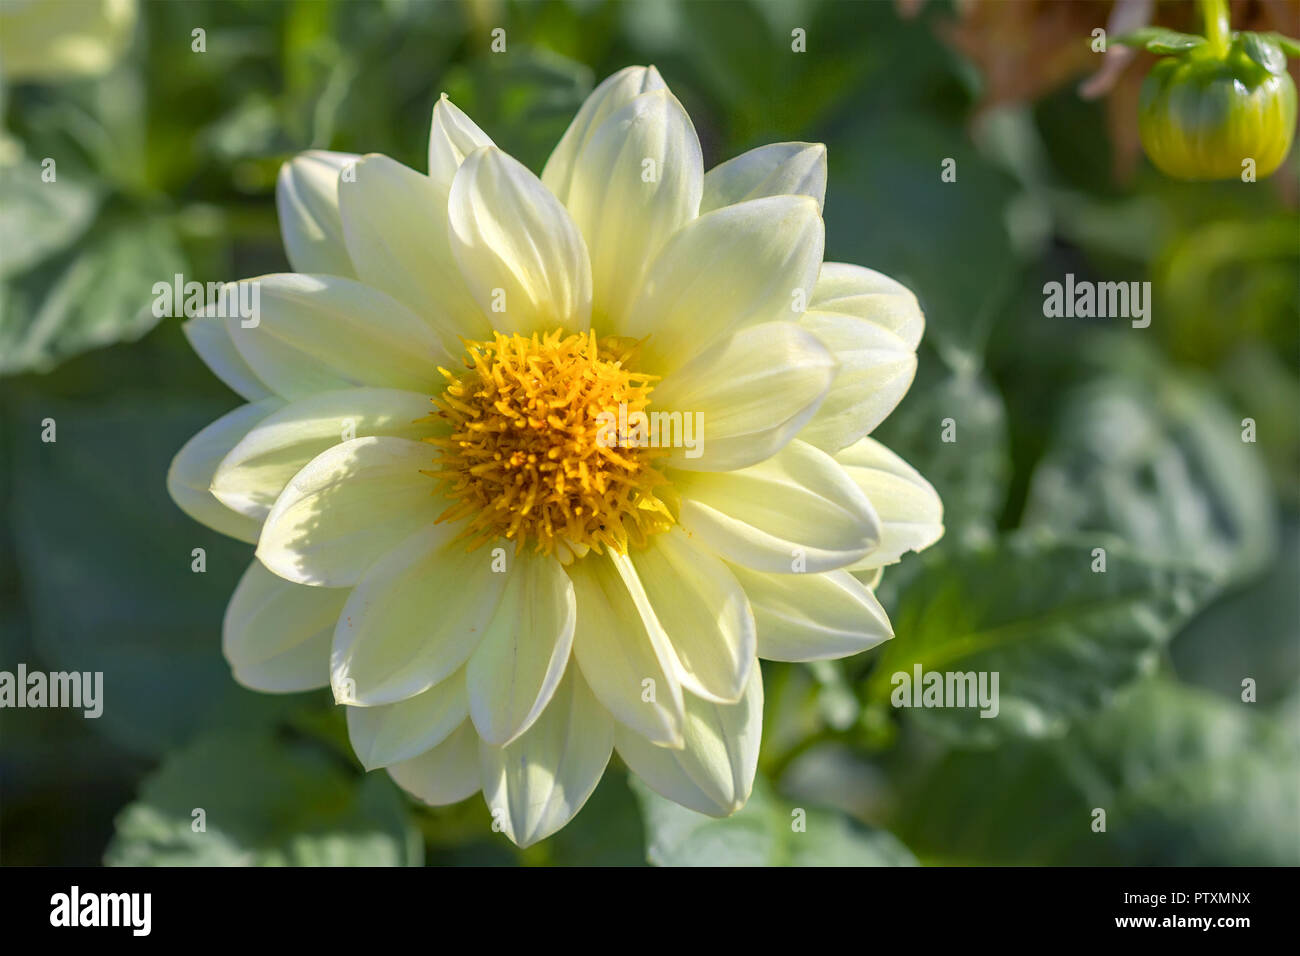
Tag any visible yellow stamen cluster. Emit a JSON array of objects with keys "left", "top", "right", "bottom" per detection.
[{"left": 428, "top": 329, "right": 674, "bottom": 556}]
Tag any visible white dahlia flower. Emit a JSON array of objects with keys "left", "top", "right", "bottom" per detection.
[{"left": 168, "top": 66, "right": 943, "bottom": 847}]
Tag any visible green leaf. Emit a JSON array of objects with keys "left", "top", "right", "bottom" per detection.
[
  {"left": 630, "top": 776, "right": 916, "bottom": 866},
  {"left": 831, "top": 117, "right": 1020, "bottom": 361},
  {"left": 105, "top": 731, "right": 422, "bottom": 866},
  {"left": 0, "top": 157, "right": 100, "bottom": 279},
  {"left": 866, "top": 534, "right": 1214, "bottom": 744},
  {"left": 6, "top": 392, "right": 300, "bottom": 757},
  {"left": 1239, "top": 32, "right": 1287, "bottom": 75},
  {"left": 1022, "top": 362, "right": 1276, "bottom": 587},
  {"left": 889, "top": 679, "right": 1300, "bottom": 865},
  {"left": 1171, "top": 517, "right": 1300, "bottom": 705},
  {"left": 0, "top": 213, "right": 184, "bottom": 375},
  {"left": 1113, "top": 27, "right": 1207, "bottom": 55}
]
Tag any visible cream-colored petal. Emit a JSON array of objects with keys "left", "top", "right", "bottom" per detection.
[
  {"left": 675, "top": 439, "right": 880, "bottom": 574},
  {"left": 631, "top": 527, "right": 755, "bottom": 704},
  {"left": 427, "top": 93, "right": 494, "bottom": 192},
  {"left": 653, "top": 321, "right": 834, "bottom": 471},
  {"left": 542, "top": 65, "right": 668, "bottom": 205},
  {"left": 479, "top": 667, "right": 613, "bottom": 848},
  {"left": 447, "top": 146, "right": 592, "bottom": 336},
  {"left": 256, "top": 436, "right": 441, "bottom": 588},
  {"left": 811, "top": 262, "right": 925, "bottom": 350},
  {"left": 346, "top": 667, "right": 469, "bottom": 770},
  {"left": 330, "top": 521, "right": 505, "bottom": 705},
  {"left": 620, "top": 196, "right": 823, "bottom": 374},
  {"left": 226, "top": 274, "right": 450, "bottom": 401},
  {"left": 568, "top": 551, "right": 685, "bottom": 746},
  {"left": 836, "top": 436, "right": 944, "bottom": 570},
  {"left": 337, "top": 153, "right": 491, "bottom": 349},
  {"left": 467, "top": 550, "right": 576, "bottom": 746},
  {"left": 275, "top": 150, "right": 359, "bottom": 277},
  {"left": 182, "top": 317, "right": 273, "bottom": 402},
  {"left": 212, "top": 387, "right": 436, "bottom": 522},
  {"left": 167, "top": 399, "right": 284, "bottom": 544},
  {"left": 796, "top": 311, "right": 917, "bottom": 453},
  {"left": 700, "top": 142, "right": 826, "bottom": 213},
  {"left": 564, "top": 89, "right": 702, "bottom": 329},
  {"left": 222, "top": 559, "right": 349, "bottom": 693},
  {"left": 387, "top": 720, "right": 481, "bottom": 806},
  {"left": 616, "top": 664, "right": 762, "bottom": 817},
  {"left": 728, "top": 565, "right": 892, "bottom": 662}
]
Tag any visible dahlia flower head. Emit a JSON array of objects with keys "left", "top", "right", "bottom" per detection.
[{"left": 169, "top": 66, "right": 944, "bottom": 847}]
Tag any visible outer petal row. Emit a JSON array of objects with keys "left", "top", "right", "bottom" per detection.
[
  {"left": 276, "top": 150, "right": 359, "bottom": 278},
  {"left": 797, "top": 262, "right": 926, "bottom": 453},
  {"left": 167, "top": 399, "right": 283, "bottom": 543},
  {"left": 615, "top": 664, "right": 762, "bottom": 817},
  {"left": 223, "top": 559, "right": 348, "bottom": 692},
  {"left": 836, "top": 436, "right": 944, "bottom": 571}
]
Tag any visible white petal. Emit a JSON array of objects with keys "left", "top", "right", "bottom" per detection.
[
  {"left": 275, "top": 150, "right": 359, "bottom": 277},
  {"left": 811, "top": 262, "right": 925, "bottom": 350},
  {"left": 212, "top": 387, "right": 437, "bottom": 521},
  {"left": 337, "top": 153, "right": 491, "bottom": 349},
  {"left": 631, "top": 527, "right": 755, "bottom": 704},
  {"left": 387, "top": 720, "right": 481, "bottom": 806},
  {"left": 468, "top": 550, "right": 576, "bottom": 746},
  {"left": 700, "top": 142, "right": 826, "bottom": 213},
  {"left": 675, "top": 439, "right": 880, "bottom": 574},
  {"left": 620, "top": 196, "right": 823, "bottom": 374},
  {"left": 222, "top": 559, "right": 349, "bottom": 692},
  {"left": 448, "top": 146, "right": 592, "bottom": 336},
  {"left": 568, "top": 551, "right": 685, "bottom": 746},
  {"left": 836, "top": 437, "right": 944, "bottom": 569},
  {"left": 182, "top": 317, "right": 273, "bottom": 401},
  {"left": 542, "top": 65, "right": 668, "bottom": 205},
  {"left": 347, "top": 667, "right": 469, "bottom": 770},
  {"left": 167, "top": 399, "right": 284, "bottom": 543},
  {"left": 479, "top": 667, "right": 613, "bottom": 847},
  {"left": 728, "top": 565, "right": 893, "bottom": 662},
  {"left": 427, "top": 93, "right": 494, "bottom": 192},
  {"left": 652, "top": 321, "right": 834, "bottom": 471},
  {"left": 256, "top": 436, "right": 441, "bottom": 587},
  {"left": 564, "top": 89, "right": 702, "bottom": 329},
  {"left": 226, "top": 273, "right": 450, "bottom": 401},
  {"left": 796, "top": 311, "right": 917, "bottom": 453},
  {"left": 330, "top": 521, "right": 505, "bottom": 705},
  {"left": 616, "top": 664, "right": 762, "bottom": 817}
]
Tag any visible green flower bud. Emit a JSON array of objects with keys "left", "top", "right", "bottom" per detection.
[{"left": 1139, "top": 35, "right": 1297, "bottom": 181}]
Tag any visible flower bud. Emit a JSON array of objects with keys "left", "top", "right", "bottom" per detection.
[{"left": 1139, "top": 35, "right": 1297, "bottom": 180}]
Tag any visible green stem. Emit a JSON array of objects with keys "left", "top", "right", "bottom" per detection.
[{"left": 1199, "top": 0, "right": 1231, "bottom": 56}]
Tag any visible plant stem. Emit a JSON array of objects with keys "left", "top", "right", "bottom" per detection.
[{"left": 1199, "top": 0, "right": 1231, "bottom": 56}]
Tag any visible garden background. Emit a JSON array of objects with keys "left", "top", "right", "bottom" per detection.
[{"left": 2, "top": 0, "right": 1297, "bottom": 865}]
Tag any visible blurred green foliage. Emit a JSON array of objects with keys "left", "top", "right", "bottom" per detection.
[{"left": 1, "top": 0, "right": 1297, "bottom": 866}]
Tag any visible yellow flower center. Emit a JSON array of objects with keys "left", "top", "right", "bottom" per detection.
[{"left": 428, "top": 329, "right": 674, "bottom": 557}]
